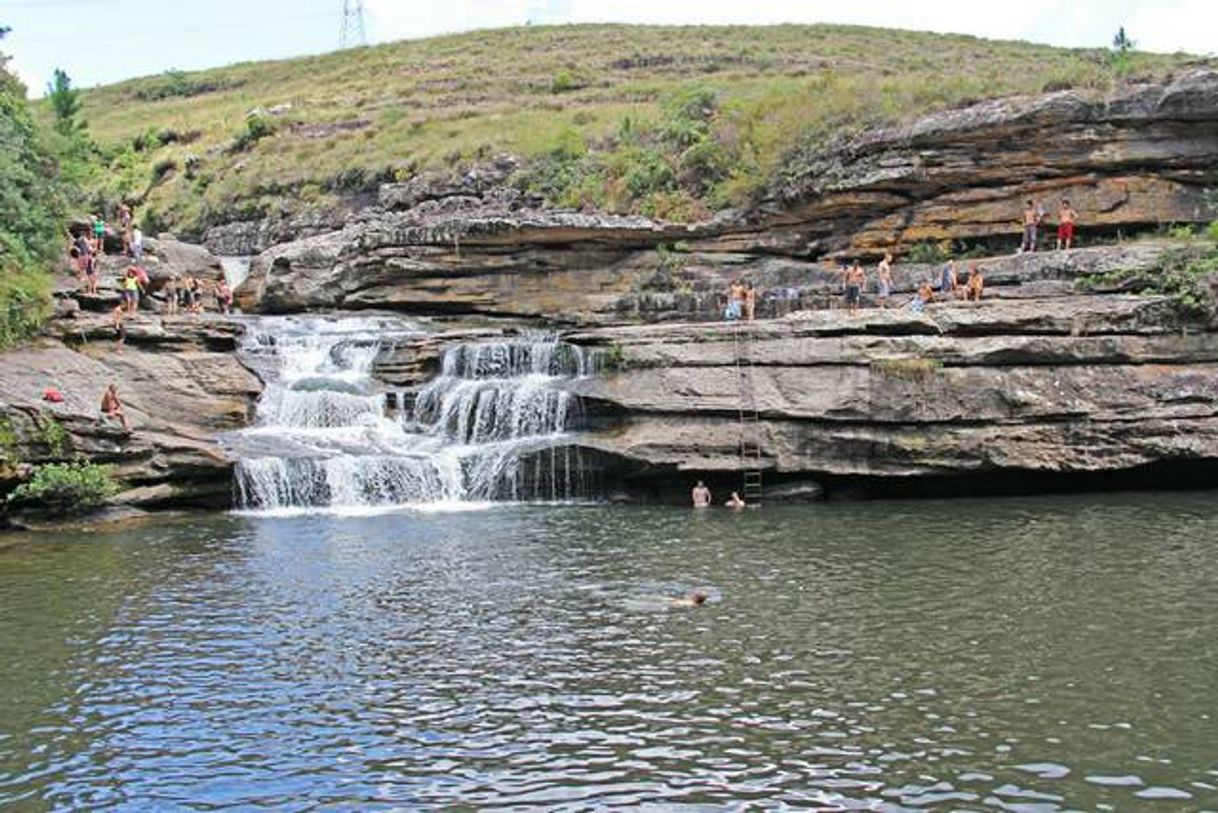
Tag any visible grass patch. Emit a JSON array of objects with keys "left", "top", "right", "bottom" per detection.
[
  {"left": 59, "top": 23, "right": 1207, "bottom": 235},
  {"left": 870, "top": 357, "right": 943, "bottom": 380},
  {"left": 1080, "top": 242, "right": 1218, "bottom": 316}
]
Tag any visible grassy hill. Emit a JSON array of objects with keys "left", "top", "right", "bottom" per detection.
[{"left": 73, "top": 23, "right": 1208, "bottom": 236}]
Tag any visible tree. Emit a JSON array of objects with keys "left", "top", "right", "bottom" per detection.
[
  {"left": 1111, "top": 26, "right": 1136, "bottom": 75},
  {"left": 46, "top": 68, "right": 83, "bottom": 136}
]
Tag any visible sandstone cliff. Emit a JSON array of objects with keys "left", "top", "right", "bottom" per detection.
[
  {"left": 235, "top": 71, "right": 1218, "bottom": 323},
  {"left": 0, "top": 314, "right": 260, "bottom": 510}
]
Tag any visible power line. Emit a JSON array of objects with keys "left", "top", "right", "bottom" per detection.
[{"left": 339, "top": 0, "right": 365, "bottom": 49}]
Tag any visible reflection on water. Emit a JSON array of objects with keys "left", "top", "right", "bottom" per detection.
[{"left": 1, "top": 493, "right": 1217, "bottom": 809}]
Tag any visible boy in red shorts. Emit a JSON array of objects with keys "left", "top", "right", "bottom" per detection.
[{"left": 1057, "top": 199, "right": 1077, "bottom": 250}]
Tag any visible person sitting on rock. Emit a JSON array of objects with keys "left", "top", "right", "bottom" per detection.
[
  {"left": 692, "top": 480, "right": 712, "bottom": 508},
  {"left": 964, "top": 263, "right": 985, "bottom": 302},
  {"left": 1056, "top": 199, "right": 1077, "bottom": 251},
  {"left": 725, "top": 491, "right": 746, "bottom": 509},
  {"left": 100, "top": 383, "right": 130, "bottom": 431},
  {"left": 910, "top": 281, "right": 936, "bottom": 314}
]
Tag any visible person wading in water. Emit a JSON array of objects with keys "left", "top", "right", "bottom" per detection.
[{"left": 692, "top": 480, "right": 712, "bottom": 508}]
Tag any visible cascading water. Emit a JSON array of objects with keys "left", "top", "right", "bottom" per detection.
[{"left": 224, "top": 316, "right": 598, "bottom": 514}]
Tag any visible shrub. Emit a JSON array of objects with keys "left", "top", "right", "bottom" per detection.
[
  {"left": 550, "top": 69, "right": 585, "bottom": 93},
  {"left": 1207, "top": 221, "right": 1218, "bottom": 242},
  {"left": 905, "top": 241, "right": 950, "bottom": 264},
  {"left": 8, "top": 461, "right": 118, "bottom": 513}
]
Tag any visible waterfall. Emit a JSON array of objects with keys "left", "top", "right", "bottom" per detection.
[{"left": 224, "top": 317, "right": 597, "bottom": 514}]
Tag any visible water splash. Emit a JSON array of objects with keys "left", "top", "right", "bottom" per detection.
[{"left": 225, "top": 318, "right": 597, "bottom": 513}]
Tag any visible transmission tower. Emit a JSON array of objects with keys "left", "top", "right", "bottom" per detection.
[{"left": 340, "top": 0, "right": 366, "bottom": 48}]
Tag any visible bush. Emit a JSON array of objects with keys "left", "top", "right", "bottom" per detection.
[
  {"left": 905, "top": 241, "right": 951, "bottom": 264},
  {"left": 8, "top": 461, "right": 118, "bottom": 513},
  {"left": 1207, "top": 221, "right": 1218, "bottom": 242}
]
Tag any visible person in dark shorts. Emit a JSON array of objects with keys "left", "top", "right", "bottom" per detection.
[
  {"left": 112, "top": 304, "right": 126, "bottom": 351},
  {"left": 844, "top": 261, "right": 865, "bottom": 314},
  {"left": 1020, "top": 200, "right": 1041, "bottom": 253}
]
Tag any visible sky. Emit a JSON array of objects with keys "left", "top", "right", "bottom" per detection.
[{"left": 1, "top": 0, "right": 1214, "bottom": 95}]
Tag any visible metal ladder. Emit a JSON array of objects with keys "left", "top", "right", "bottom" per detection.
[{"left": 733, "top": 319, "right": 764, "bottom": 505}]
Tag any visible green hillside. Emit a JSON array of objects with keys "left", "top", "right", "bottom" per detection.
[{"left": 73, "top": 23, "right": 1206, "bottom": 235}]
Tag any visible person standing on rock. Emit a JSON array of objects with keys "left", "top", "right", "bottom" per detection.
[
  {"left": 92, "top": 214, "right": 106, "bottom": 255},
  {"left": 939, "top": 258, "right": 958, "bottom": 297},
  {"left": 130, "top": 226, "right": 144, "bottom": 261},
  {"left": 845, "top": 261, "right": 865, "bottom": 314},
  {"left": 1056, "top": 199, "right": 1077, "bottom": 250},
  {"left": 100, "top": 383, "right": 130, "bottom": 431},
  {"left": 122, "top": 268, "right": 141, "bottom": 315},
  {"left": 725, "top": 280, "right": 745, "bottom": 321},
  {"left": 112, "top": 303, "right": 127, "bottom": 351},
  {"left": 877, "top": 252, "right": 894, "bottom": 308},
  {"left": 1018, "top": 198, "right": 1037, "bottom": 252},
  {"left": 692, "top": 481, "right": 712, "bottom": 508},
  {"left": 164, "top": 277, "right": 180, "bottom": 316},
  {"left": 744, "top": 282, "right": 757, "bottom": 321}
]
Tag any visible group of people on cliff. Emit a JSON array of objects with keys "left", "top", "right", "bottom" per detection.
[
  {"left": 723, "top": 197, "right": 1080, "bottom": 321},
  {"left": 67, "top": 204, "right": 234, "bottom": 350}
]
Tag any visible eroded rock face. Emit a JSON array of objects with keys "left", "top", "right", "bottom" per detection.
[
  {"left": 234, "top": 72, "right": 1218, "bottom": 321},
  {"left": 560, "top": 292, "right": 1218, "bottom": 486},
  {"left": 0, "top": 313, "right": 260, "bottom": 509}
]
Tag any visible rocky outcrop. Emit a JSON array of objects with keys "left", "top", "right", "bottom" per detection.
[
  {"left": 0, "top": 313, "right": 260, "bottom": 509},
  {"left": 557, "top": 292, "right": 1218, "bottom": 494},
  {"left": 235, "top": 71, "right": 1218, "bottom": 322},
  {"left": 757, "top": 70, "right": 1218, "bottom": 257}
]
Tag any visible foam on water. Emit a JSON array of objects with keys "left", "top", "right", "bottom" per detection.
[{"left": 225, "top": 317, "right": 598, "bottom": 513}]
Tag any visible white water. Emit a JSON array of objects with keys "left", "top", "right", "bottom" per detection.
[{"left": 225, "top": 316, "right": 597, "bottom": 513}]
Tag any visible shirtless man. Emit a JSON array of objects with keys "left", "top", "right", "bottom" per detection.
[
  {"left": 724, "top": 280, "right": 744, "bottom": 321},
  {"left": 1020, "top": 199, "right": 1040, "bottom": 253},
  {"left": 692, "top": 480, "right": 712, "bottom": 508},
  {"left": 100, "top": 383, "right": 130, "bottom": 431},
  {"left": 744, "top": 282, "right": 757, "bottom": 322},
  {"left": 1056, "top": 199, "right": 1077, "bottom": 250},
  {"left": 877, "top": 252, "right": 894, "bottom": 308},
  {"left": 725, "top": 491, "right": 746, "bottom": 509},
  {"left": 964, "top": 263, "right": 984, "bottom": 302},
  {"left": 845, "top": 261, "right": 866, "bottom": 314}
]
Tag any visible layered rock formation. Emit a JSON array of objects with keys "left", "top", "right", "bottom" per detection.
[
  {"left": 369, "top": 241, "right": 1218, "bottom": 497},
  {"left": 235, "top": 71, "right": 1218, "bottom": 323},
  {"left": 0, "top": 313, "right": 260, "bottom": 509}
]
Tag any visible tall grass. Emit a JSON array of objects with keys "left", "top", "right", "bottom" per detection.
[{"left": 65, "top": 23, "right": 1206, "bottom": 233}]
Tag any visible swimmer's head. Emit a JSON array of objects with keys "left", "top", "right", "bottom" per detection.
[{"left": 690, "top": 591, "right": 708, "bottom": 605}]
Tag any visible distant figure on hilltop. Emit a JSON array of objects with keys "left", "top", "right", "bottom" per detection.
[
  {"left": 692, "top": 480, "right": 712, "bottom": 508},
  {"left": 1056, "top": 199, "right": 1077, "bottom": 250}
]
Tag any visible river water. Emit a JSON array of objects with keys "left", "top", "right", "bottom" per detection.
[{"left": 2, "top": 494, "right": 1216, "bottom": 810}]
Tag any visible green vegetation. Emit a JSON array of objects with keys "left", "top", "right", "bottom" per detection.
[
  {"left": 46, "top": 68, "right": 84, "bottom": 137},
  {"left": 871, "top": 357, "right": 943, "bottom": 379},
  {"left": 1111, "top": 27, "right": 1136, "bottom": 75},
  {"left": 37, "top": 416, "right": 70, "bottom": 457},
  {"left": 7, "top": 460, "right": 118, "bottom": 513},
  {"left": 0, "top": 34, "right": 62, "bottom": 346},
  {"left": 1081, "top": 242, "right": 1218, "bottom": 317},
  {"left": 65, "top": 24, "right": 1204, "bottom": 236}
]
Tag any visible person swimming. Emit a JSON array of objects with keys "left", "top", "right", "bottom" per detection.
[{"left": 667, "top": 590, "right": 709, "bottom": 608}]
